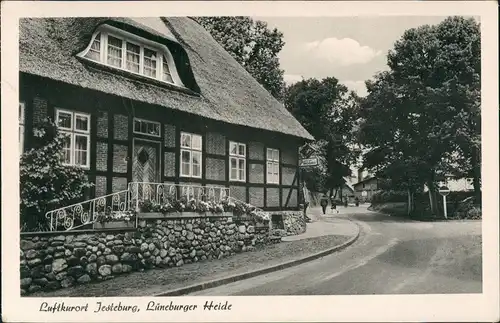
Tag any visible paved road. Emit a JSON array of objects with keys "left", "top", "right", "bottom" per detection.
[{"left": 189, "top": 206, "right": 482, "bottom": 295}]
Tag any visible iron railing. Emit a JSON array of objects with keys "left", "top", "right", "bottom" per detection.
[
  {"left": 45, "top": 189, "right": 130, "bottom": 231},
  {"left": 128, "top": 182, "right": 230, "bottom": 212},
  {"left": 43, "top": 182, "right": 231, "bottom": 231}
]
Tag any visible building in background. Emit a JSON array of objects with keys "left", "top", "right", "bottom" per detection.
[{"left": 353, "top": 176, "right": 379, "bottom": 202}]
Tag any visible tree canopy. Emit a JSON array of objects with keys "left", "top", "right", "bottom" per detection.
[
  {"left": 358, "top": 17, "right": 481, "bottom": 213},
  {"left": 285, "top": 77, "right": 361, "bottom": 195},
  {"left": 197, "top": 17, "right": 286, "bottom": 100}
]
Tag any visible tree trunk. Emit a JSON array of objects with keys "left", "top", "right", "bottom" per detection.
[
  {"left": 407, "top": 188, "right": 412, "bottom": 216},
  {"left": 333, "top": 188, "right": 338, "bottom": 199},
  {"left": 427, "top": 175, "right": 440, "bottom": 217},
  {"left": 471, "top": 146, "right": 481, "bottom": 205},
  {"left": 411, "top": 192, "right": 415, "bottom": 213}
]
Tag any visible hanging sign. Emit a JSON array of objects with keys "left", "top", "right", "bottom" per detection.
[{"left": 299, "top": 157, "right": 319, "bottom": 167}]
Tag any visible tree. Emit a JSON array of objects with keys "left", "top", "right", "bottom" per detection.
[
  {"left": 358, "top": 17, "right": 481, "bottom": 216},
  {"left": 285, "top": 77, "right": 361, "bottom": 197},
  {"left": 197, "top": 17, "right": 286, "bottom": 100},
  {"left": 20, "top": 119, "right": 93, "bottom": 231}
]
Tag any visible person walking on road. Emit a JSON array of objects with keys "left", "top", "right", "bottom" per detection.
[
  {"left": 330, "top": 196, "right": 339, "bottom": 214},
  {"left": 320, "top": 193, "right": 329, "bottom": 215}
]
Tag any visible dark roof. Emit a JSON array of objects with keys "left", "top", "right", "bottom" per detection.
[
  {"left": 19, "top": 17, "right": 313, "bottom": 141},
  {"left": 353, "top": 176, "right": 377, "bottom": 187}
]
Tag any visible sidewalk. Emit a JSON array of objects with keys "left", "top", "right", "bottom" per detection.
[
  {"left": 283, "top": 217, "right": 359, "bottom": 242},
  {"left": 29, "top": 209, "right": 359, "bottom": 297}
]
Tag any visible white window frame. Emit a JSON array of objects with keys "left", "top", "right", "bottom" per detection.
[
  {"left": 229, "top": 141, "right": 246, "bottom": 182},
  {"left": 77, "top": 25, "right": 184, "bottom": 87},
  {"left": 180, "top": 132, "right": 202, "bottom": 179},
  {"left": 266, "top": 148, "right": 280, "bottom": 184},
  {"left": 133, "top": 118, "right": 161, "bottom": 137},
  {"left": 19, "top": 102, "right": 25, "bottom": 155},
  {"left": 55, "top": 109, "right": 91, "bottom": 168}
]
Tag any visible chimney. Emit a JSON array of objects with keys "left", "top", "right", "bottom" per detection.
[{"left": 357, "top": 169, "right": 363, "bottom": 183}]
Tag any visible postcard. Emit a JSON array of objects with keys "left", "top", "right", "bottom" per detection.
[{"left": 1, "top": 1, "right": 498, "bottom": 322}]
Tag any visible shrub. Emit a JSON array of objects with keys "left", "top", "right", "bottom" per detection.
[
  {"left": 371, "top": 190, "right": 408, "bottom": 204},
  {"left": 20, "top": 119, "right": 93, "bottom": 231},
  {"left": 452, "top": 197, "right": 482, "bottom": 219}
]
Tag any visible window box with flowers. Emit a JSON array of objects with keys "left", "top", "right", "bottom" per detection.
[
  {"left": 136, "top": 197, "right": 231, "bottom": 218},
  {"left": 134, "top": 196, "right": 270, "bottom": 224},
  {"left": 93, "top": 207, "right": 137, "bottom": 229},
  {"left": 222, "top": 199, "right": 271, "bottom": 224}
]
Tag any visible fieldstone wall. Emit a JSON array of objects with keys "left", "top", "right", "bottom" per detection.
[
  {"left": 20, "top": 215, "right": 272, "bottom": 295},
  {"left": 282, "top": 211, "right": 306, "bottom": 236}
]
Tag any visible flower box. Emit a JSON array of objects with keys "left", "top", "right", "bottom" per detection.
[
  {"left": 94, "top": 221, "right": 135, "bottom": 229},
  {"left": 138, "top": 211, "right": 232, "bottom": 219}
]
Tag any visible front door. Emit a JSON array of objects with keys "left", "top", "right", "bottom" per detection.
[{"left": 132, "top": 140, "right": 160, "bottom": 183}]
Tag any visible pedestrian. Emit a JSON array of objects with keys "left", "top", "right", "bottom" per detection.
[
  {"left": 330, "top": 196, "right": 338, "bottom": 214},
  {"left": 319, "top": 193, "right": 329, "bottom": 215},
  {"left": 355, "top": 197, "right": 360, "bottom": 207},
  {"left": 303, "top": 201, "right": 311, "bottom": 222}
]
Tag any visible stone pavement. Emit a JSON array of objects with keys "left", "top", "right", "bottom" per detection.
[{"left": 283, "top": 206, "right": 361, "bottom": 242}]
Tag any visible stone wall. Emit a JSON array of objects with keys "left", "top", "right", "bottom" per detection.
[
  {"left": 282, "top": 211, "right": 306, "bottom": 236},
  {"left": 20, "top": 215, "right": 272, "bottom": 295}
]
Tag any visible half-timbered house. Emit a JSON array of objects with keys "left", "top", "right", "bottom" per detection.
[{"left": 19, "top": 17, "right": 314, "bottom": 212}]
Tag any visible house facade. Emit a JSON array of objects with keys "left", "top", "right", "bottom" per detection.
[
  {"left": 19, "top": 17, "right": 313, "bottom": 212},
  {"left": 353, "top": 176, "right": 379, "bottom": 202}
]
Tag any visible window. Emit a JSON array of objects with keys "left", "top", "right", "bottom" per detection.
[
  {"left": 133, "top": 118, "right": 160, "bottom": 137},
  {"left": 266, "top": 148, "right": 279, "bottom": 184},
  {"left": 162, "top": 55, "right": 173, "bottom": 83},
  {"left": 19, "top": 102, "right": 25, "bottom": 155},
  {"left": 87, "top": 32, "right": 101, "bottom": 61},
  {"left": 106, "top": 35, "right": 123, "bottom": 68},
  {"left": 126, "top": 42, "right": 140, "bottom": 73},
  {"left": 143, "top": 47, "right": 157, "bottom": 78},
  {"left": 80, "top": 26, "right": 179, "bottom": 85},
  {"left": 230, "top": 141, "right": 246, "bottom": 182},
  {"left": 56, "top": 109, "right": 90, "bottom": 168},
  {"left": 180, "top": 132, "right": 202, "bottom": 178}
]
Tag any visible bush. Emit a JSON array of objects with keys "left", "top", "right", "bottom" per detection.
[
  {"left": 371, "top": 190, "right": 408, "bottom": 204},
  {"left": 451, "top": 197, "right": 482, "bottom": 219},
  {"left": 20, "top": 119, "right": 93, "bottom": 231}
]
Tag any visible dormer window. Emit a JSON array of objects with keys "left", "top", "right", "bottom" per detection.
[{"left": 78, "top": 25, "right": 183, "bottom": 87}]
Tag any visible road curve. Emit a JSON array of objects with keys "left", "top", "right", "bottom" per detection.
[{"left": 189, "top": 208, "right": 482, "bottom": 295}]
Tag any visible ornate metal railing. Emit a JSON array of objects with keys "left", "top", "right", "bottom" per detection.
[
  {"left": 43, "top": 182, "right": 231, "bottom": 232},
  {"left": 45, "top": 190, "right": 130, "bottom": 232},
  {"left": 128, "top": 182, "right": 230, "bottom": 211}
]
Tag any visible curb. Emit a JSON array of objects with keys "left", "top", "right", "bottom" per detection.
[{"left": 154, "top": 218, "right": 361, "bottom": 296}]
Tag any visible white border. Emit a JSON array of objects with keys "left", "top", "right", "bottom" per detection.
[{"left": 2, "top": 1, "right": 499, "bottom": 322}]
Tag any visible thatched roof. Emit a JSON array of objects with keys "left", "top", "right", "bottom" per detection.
[
  {"left": 353, "top": 176, "right": 378, "bottom": 187},
  {"left": 19, "top": 17, "right": 314, "bottom": 141}
]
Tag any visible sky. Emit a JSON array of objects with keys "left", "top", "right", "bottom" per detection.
[{"left": 256, "top": 16, "right": 452, "bottom": 96}]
